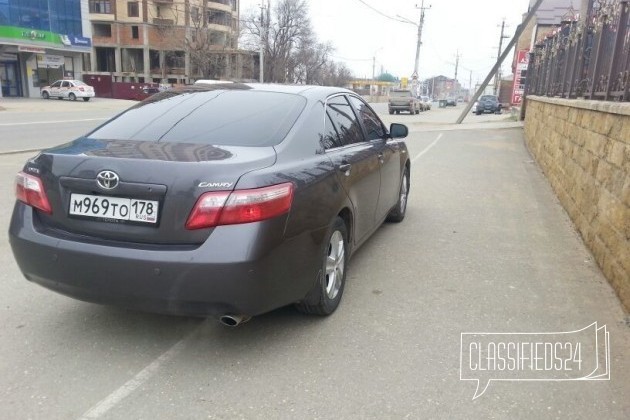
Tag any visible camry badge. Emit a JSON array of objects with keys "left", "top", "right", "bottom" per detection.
[{"left": 96, "top": 170, "right": 120, "bottom": 190}]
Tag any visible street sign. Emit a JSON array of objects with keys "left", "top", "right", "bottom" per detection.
[
  {"left": 411, "top": 71, "right": 418, "bottom": 80},
  {"left": 511, "top": 50, "right": 529, "bottom": 105}
]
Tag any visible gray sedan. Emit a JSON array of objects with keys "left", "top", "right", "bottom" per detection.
[{"left": 9, "top": 84, "right": 410, "bottom": 326}]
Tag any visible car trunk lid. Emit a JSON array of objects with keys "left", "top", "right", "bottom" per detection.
[{"left": 25, "top": 139, "right": 276, "bottom": 245}]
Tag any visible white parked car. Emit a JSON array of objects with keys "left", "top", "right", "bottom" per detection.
[{"left": 41, "top": 80, "right": 95, "bottom": 101}]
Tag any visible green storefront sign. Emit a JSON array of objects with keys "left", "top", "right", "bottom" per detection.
[{"left": 0, "top": 25, "right": 63, "bottom": 45}]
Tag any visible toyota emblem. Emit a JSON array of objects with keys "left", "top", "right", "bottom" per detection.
[{"left": 96, "top": 170, "right": 120, "bottom": 190}]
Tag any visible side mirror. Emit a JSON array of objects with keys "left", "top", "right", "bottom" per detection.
[{"left": 389, "top": 123, "right": 408, "bottom": 139}]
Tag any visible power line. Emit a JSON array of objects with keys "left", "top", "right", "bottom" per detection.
[
  {"left": 329, "top": 54, "right": 373, "bottom": 62},
  {"left": 353, "top": 0, "right": 409, "bottom": 24}
]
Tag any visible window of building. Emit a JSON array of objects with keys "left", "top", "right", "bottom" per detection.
[
  {"left": 89, "top": 0, "right": 112, "bottom": 14},
  {"left": 191, "top": 6, "right": 200, "bottom": 23},
  {"left": 127, "top": 1, "right": 139, "bottom": 18},
  {"left": 93, "top": 23, "right": 112, "bottom": 37},
  {"left": 131, "top": 26, "right": 139, "bottom": 39}
]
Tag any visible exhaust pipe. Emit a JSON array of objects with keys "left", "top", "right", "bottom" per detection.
[{"left": 218, "top": 314, "right": 250, "bottom": 327}]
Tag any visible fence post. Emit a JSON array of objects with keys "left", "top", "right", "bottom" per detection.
[
  {"left": 589, "top": 12, "right": 608, "bottom": 99},
  {"left": 567, "top": 27, "right": 583, "bottom": 98},
  {"left": 605, "top": 1, "right": 629, "bottom": 100}
]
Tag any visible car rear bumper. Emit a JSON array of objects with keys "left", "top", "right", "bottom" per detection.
[
  {"left": 9, "top": 205, "right": 324, "bottom": 317},
  {"left": 389, "top": 104, "right": 413, "bottom": 110},
  {"left": 74, "top": 91, "right": 95, "bottom": 98}
]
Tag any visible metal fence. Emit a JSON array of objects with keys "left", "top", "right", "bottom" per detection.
[{"left": 527, "top": 0, "right": 630, "bottom": 101}]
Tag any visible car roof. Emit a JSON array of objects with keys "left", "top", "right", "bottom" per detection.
[{"left": 143, "top": 83, "right": 355, "bottom": 103}]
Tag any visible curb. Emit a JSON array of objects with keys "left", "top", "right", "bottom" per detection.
[{"left": 0, "top": 148, "right": 41, "bottom": 156}]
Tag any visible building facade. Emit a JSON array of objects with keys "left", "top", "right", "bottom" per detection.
[
  {"left": 0, "top": 0, "right": 92, "bottom": 97},
  {"left": 423, "top": 75, "right": 464, "bottom": 100},
  {"left": 86, "top": 0, "right": 254, "bottom": 85}
]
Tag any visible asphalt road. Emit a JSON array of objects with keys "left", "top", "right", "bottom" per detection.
[{"left": 0, "top": 101, "right": 628, "bottom": 419}]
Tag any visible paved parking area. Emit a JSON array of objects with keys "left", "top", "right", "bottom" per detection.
[{"left": 0, "top": 101, "right": 628, "bottom": 419}]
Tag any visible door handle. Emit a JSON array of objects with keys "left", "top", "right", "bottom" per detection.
[
  {"left": 377, "top": 152, "right": 384, "bottom": 164},
  {"left": 338, "top": 163, "right": 352, "bottom": 175}
]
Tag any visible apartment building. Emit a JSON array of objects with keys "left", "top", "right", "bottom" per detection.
[
  {"left": 86, "top": 0, "right": 254, "bottom": 84},
  {"left": 0, "top": 0, "right": 92, "bottom": 98}
]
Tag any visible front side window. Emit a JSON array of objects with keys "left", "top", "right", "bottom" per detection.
[
  {"left": 348, "top": 96, "right": 385, "bottom": 141},
  {"left": 50, "top": 81, "right": 62, "bottom": 88},
  {"left": 326, "top": 95, "right": 364, "bottom": 146},
  {"left": 128, "top": 2, "right": 139, "bottom": 18}
]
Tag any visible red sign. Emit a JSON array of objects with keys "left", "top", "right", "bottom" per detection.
[{"left": 511, "top": 50, "right": 529, "bottom": 105}]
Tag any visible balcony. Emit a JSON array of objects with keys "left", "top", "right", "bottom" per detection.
[
  {"left": 207, "top": 1, "right": 233, "bottom": 13},
  {"left": 153, "top": 18, "right": 174, "bottom": 26}
]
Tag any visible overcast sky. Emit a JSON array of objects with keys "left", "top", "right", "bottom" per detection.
[{"left": 239, "top": 0, "right": 532, "bottom": 86}]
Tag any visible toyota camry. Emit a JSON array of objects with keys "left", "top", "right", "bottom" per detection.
[{"left": 9, "top": 83, "right": 410, "bottom": 326}]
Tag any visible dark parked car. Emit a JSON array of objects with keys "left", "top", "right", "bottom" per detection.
[
  {"left": 476, "top": 95, "right": 502, "bottom": 115},
  {"left": 9, "top": 84, "right": 410, "bottom": 326}
]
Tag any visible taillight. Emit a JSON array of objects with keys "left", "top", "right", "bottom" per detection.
[
  {"left": 78, "top": 87, "right": 85, "bottom": 92},
  {"left": 15, "top": 172, "right": 52, "bottom": 214},
  {"left": 186, "top": 182, "right": 294, "bottom": 230}
]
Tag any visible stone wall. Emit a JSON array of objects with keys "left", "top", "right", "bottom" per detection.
[{"left": 524, "top": 96, "right": 630, "bottom": 311}]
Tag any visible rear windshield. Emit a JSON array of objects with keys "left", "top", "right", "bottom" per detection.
[
  {"left": 88, "top": 90, "right": 306, "bottom": 147},
  {"left": 390, "top": 91, "right": 412, "bottom": 97}
]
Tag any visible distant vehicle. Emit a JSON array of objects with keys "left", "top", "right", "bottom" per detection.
[
  {"left": 41, "top": 80, "right": 95, "bottom": 102},
  {"left": 471, "top": 101, "right": 478, "bottom": 113},
  {"left": 194, "top": 79, "right": 234, "bottom": 85},
  {"left": 420, "top": 95, "right": 432, "bottom": 110},
  {"left": 476, "top": 95, "right": 502, "bottom": 115},
  {"left": 389, "top": 89, "right": 421, "bottom": 115},
  {"left": 445, "top": 98, "right": 457, "bottom": 106},
  {"left": 134, "top": 86, "right": 160, "bottom": 101}
]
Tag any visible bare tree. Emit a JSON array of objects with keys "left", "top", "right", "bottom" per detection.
[
  {"left": 186, "top": 9, "right": 228, "bottom": 79},
  {"left": 240, "top": 0, "right": 350, "bottom": 84},
  {"left": 148, "top": 1, "right": 186, "bottom": 81}
]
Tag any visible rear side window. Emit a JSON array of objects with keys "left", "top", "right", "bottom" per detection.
[
  {"left": 326, "top": 95, "right": 364, "bottom": 146},
  {"left": 88, "top": 90, "right": 306, "bottom": 147},
  {"left": 390, "top": 91, "right": 412, "bottom": 97},
  {"left": 321, "top": 113, "right": 343, "bottom": 150}
]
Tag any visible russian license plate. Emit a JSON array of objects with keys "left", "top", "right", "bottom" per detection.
[{"left": 69, "top": 193, "right": 158, "bottom": 224}]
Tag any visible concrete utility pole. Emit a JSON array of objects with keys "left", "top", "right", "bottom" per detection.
[
  {"left": 454, "top": 50, "right": 460, "bottom": 81},
  {"left": 494, "top": 19, "right": 510, "bottom": 95},
  {"left": 456, "top": 0, "right": 545, "bottom": 124},
  {"left": 259, "top": 2, "right": 266, "bottom": 83},
  {"left": 412, "top": 1, "right": 431, "bottom": 77}
]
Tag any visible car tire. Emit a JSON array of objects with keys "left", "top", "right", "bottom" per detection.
[
  {"left": 83, "top": 97, "right": 90, "bottom": 102},
  {"left": 387, "top": 168, "right": 409, "bottom": 223},
  {"left": 416, "top": 109, "right": 420, "bottom": 114},
  {"left": 396, "top": 110, "right": 400, "bottom": 115},
  {"left": 42, "top": 91, "right": 49, "bottom": 99},
  {"left": 69, "top": 93, "right": 77, "bottom": 101},
  {"left": 295, "top": 217, "right": 348, "bottom": 316},
  {"left": 389, "top": 109, "right": 394, "bottom": 115}
]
